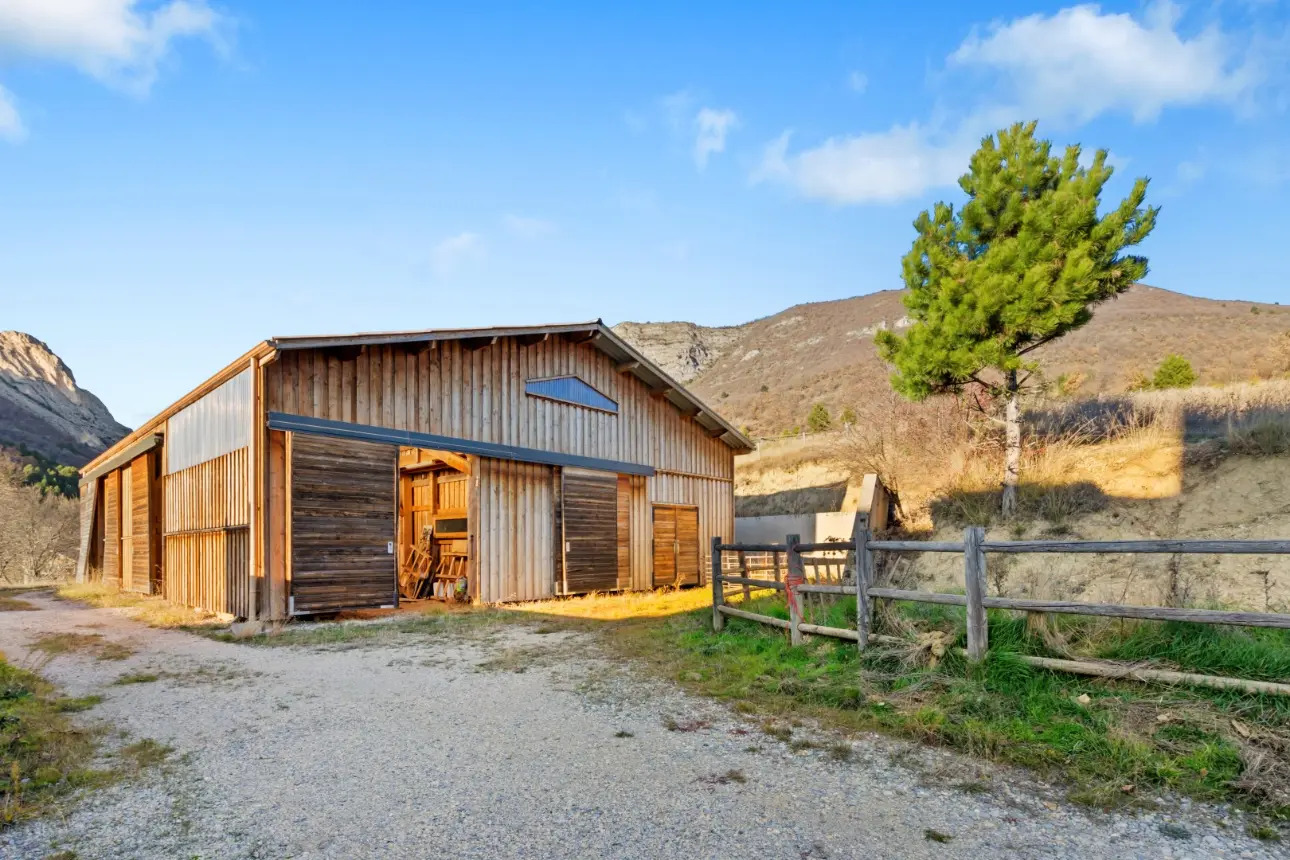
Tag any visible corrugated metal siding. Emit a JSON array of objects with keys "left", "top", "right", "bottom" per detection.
[
  {"left": 166, "top": 369, "right": 252, "bottom": 474},
  {"left": 475, "top": 457, "right": 555, "bottom": 603},
  {"left": 525, "top": 376, "right": 617, "bottom": 413},
  {"left": 162, "top": 448, "right": 250, "bottom": 616}
]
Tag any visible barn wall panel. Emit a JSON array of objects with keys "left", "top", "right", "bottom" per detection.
[
  {"left": 162, "top": 447, "right": 250, "bottom": 616},
  {"left": 474, "top": 457, "right": 555, "bottom": 603}
]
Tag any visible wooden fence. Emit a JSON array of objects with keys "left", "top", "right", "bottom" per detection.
[{"left": 709, "top": 527, "right": 1290, "bottom": 696}]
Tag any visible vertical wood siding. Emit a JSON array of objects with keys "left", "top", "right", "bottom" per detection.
[
  {"left": 265, "top": 338, "right": 734, "bottom": 480},
  {"left": 162, "top": 448, "right": 250, "bottom": 616},
  {"left": 474, "top": 458, "right": 555, "bottom": 603}
]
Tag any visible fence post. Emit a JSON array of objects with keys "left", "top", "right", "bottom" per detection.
[
  {"left": 711, "top": 536, "right": 725, "bottom": 632},
  {"left": 964, "top": 525, "right": 988, "bottom": 663},
  {"left": 855, "top": 526, "right": 874, "bottom": 651},
  {"left": 786, "top": 534, "right": 805, "bottom": 646},
  {"left": 772, "top": 550, "right": 782, "bottom": 583},
  {"left": 738, "top": 549, "right": 750, "bottom": 603}
]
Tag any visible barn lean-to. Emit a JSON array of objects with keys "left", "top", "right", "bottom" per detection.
[{"left": 76, "top": 322, "right": 752, "bottom": 620}]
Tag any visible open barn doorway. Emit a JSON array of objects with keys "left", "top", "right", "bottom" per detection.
[{"left": 397, "top": 447, "right": 471, "bottom": 602}]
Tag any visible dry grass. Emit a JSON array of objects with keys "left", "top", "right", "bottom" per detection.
[
  {"left": 27, "top": 632, "right": 136, "bottom": 662},
  {"left": 55, "top": 583, "right": 225, "bottom": 631},
  {"left": 504, "top": 587, "right": 713, "bottom": 623},
  {"left": 0, "top": 596, "right": 38, "bottom": 612}
]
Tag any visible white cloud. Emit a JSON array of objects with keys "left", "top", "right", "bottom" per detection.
[
  {"left": 753, "top": 2, "right": 1267, "bottom": 205},
  {"left": 0, "top": 86, "right": 26, "bottom": 142},
  {"left": 431, "top": 232, "right": 484, "bottom": 275},
  {"left": 950, "top": 1, "right": 1260, "bottom": 122},
  {"left": 693, "top": 107, "right": 738, "bottom": 168},
  {"left": 0, "top": 0, "right": 226, "bottom": 141},
  {"left": 502, "top": 213, "right": 556, "bottom": 239},
  {"left": 752, "top": 123, "right": 979, "bottom": 205},
  {"left": 0, "top": 0, "right": 226, "bottom": 95},
  {"left": 847, "top": 71, "right": 868, "bottom": 94}
]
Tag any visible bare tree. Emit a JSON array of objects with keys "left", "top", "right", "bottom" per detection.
[{"left": 0, "top": 463, "right": 79, "bottom": 584}]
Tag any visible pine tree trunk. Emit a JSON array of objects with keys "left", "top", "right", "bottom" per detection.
[{"left": 1002, "top": 370, "right": 1020, "bottom": 519}]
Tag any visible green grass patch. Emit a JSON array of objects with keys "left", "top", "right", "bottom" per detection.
[
  {"left": 112, "top": 672, "right": 159, "bottom": 686},
  {"left": 602, "top": 594, "right": 1290, "bottom": 820},
  {"left": 0, "top": 658, "right": 108, "bottom": 827}
]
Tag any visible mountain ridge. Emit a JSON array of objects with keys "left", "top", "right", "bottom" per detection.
[{"left": 614, "top": 285, "right": 1290, "bottom": 437}]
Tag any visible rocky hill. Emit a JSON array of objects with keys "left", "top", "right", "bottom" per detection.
[
  {"left": 614, "top": 285, "right": 1290, "bottom": 437},
  {"left": 0, "top": 331, "right": 128, "bottom": 467}
]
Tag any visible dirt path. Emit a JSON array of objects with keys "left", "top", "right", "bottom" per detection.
[{"left": 0, "top": 593, "right": 1278, "bottom": 859}]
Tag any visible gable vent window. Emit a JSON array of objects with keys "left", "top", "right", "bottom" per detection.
[{"left": 525, "top": 376, "right": 618, "bottom": 414}]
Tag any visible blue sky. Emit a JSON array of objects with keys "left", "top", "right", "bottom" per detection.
[{"left": 1, "top": 1, "right": 1287, "bottom": 427}]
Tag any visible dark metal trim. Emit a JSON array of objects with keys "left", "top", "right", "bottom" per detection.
[
  {"left": 81, "top": 434, "right": 163, "bottom": 483},
  {"left": 266, "top": 412, "right": 655, "bottom": 476}
]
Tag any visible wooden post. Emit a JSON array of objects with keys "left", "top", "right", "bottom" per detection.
[
  {"left": 964, "top": 525, "right": 988, "bottom": 663},
  {"left": 856, "top": 526, "right": 874, "bottom": 650},
  {"left": 738, "top": 549, "right": 750, "bottom": 602},
  {"left": 710, "top": 536, "right": 725, "bottom": 632},
  {"left": 786, "top": 534, "right": 805, "bottom": 646}
]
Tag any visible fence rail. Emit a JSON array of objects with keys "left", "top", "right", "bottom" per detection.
[{"left": 709, "top": 525, "right": 1290, "bottom": 695}]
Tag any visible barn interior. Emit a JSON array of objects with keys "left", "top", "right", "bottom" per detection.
[{"left": 396, "top": 446, "right": 471, "bottom": 602}]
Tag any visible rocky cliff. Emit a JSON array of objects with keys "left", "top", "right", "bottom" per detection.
[
  {"left": 611, "top": 320, "right": 743, "bottom": 383},
  {"left": 0, "top": 331, "right": 129, "bottom": 466}
]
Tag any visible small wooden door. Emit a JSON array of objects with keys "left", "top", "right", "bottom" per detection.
[
  {"left": 652, "top": 505, "right": 699, "bottom": 588},
  {"left": 560, "top": 468, "right": 619, "bottom": 594}
]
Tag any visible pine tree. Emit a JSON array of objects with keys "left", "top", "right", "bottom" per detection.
[
  {"left": 807, "top": 403, "right": 832, "bottom": 433},
  {"left": 876, "top": 122, "right": 1157, "bottom": 517},
  {"left": 1151, "top": 354, "right": 1196, "bottom": 389}
]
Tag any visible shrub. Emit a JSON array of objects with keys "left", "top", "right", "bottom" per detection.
[
  {"left": 1152, "top": 354, "right": 1197, "bottom": 390},
  {"left": 807, "top": 403, "right": 832, "bottom": 433},
  {"left": 839, "top": 407, "right": 858, "bottom": 426}
]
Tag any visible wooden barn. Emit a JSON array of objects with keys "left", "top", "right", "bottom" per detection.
[{"left": 75, "top": 322, "right": 752, "bottom": 620}]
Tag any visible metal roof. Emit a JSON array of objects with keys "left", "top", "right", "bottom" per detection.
[{"left": 268, "top": 320, "right": 754, "bottom": 453}]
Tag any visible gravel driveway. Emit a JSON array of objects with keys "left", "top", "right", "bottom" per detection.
[{"left": 0, "top": 592, "right": 1280, "bottom": 860}]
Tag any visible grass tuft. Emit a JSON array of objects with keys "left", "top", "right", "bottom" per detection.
[
  {"left": 112, "top": 672, "right": 159, "bottom": 686},
  {"left": 118, "top": 739, "right": 171, "bottom": 769}
]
